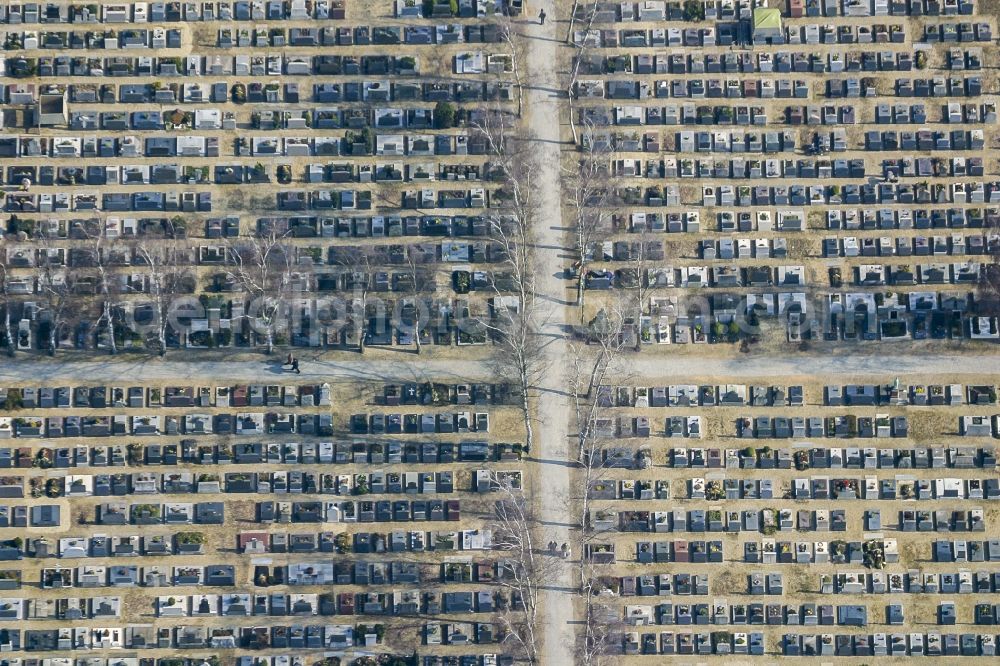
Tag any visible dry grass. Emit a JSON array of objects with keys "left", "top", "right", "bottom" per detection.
[
  {"left": 711, "top": 567, "right": 744, "bottom": 595},
  {"left": 192, "top": 24, "right": 217, "bottom": 48},
  {"left": 785, "top": 566, "right": 816, "bottom": 595},
  {"left": 898, "top": 539, "right": 922, "bottom": 568},
  {"left": 120, "top": 587, "right": 153, "bottom": 619}
]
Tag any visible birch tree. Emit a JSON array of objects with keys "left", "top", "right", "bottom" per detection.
[
  {"left": 0, "top": 264, "right": 18, "bottom": 356},
  {"left": 566, "top": 0, "right": 603, "bottom": 142},
  {"left": 488, "top": 473, "right": 555, "bottom": 663},
  {"left": 571, "top": 298, "right": 631, "bottom": 460},
  {"left": 569, "top": 297, "right": 632, "bottom": 664},
  {"left": 566, "top": 0, "right": 602, "bottom": 43},
  {"left": 978, "top": 217, "right": 1000, "bottom": 315},
  {"left": 565, "top": 121, "right": 616, "bottom": 312},
  {"left": 335, "top": 246, "right": 375, "bottom": 354},
  {"left": 403, "top": 251, "right": 433, "bottom": 354},
  {"left": 471, "top": 105, "right": 546, "bottom": 452},
  {"left": 36, "top": 252, "right": 79, "bottom": 355},
  {"left": 225, "top": 228, "right": 294, "bottom": 354},
  {"left": 134, "top": 241, "right": 195, "bottom": 355},
  {"left": 494, "top": 10, "right": 526, "bottom": 117},
  {"left": 627, "top": 228, "right": 654, "bottom": 351},
  {"left": 487, "top": 211, "right": 546, "bottom": 453},
  {"left": 576, "top": 583, "right": 624, "bottom": 666},
  {"left": 88, "top": 233, "right": 123, "bottom": 355}
]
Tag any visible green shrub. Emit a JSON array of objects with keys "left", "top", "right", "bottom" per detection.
[
  {"left": 177, "top": 531, "right": 205, "bottom": 545},
  {"left": 434, "top": 101, "right": 456, "bottom": 129},
  {"left": 7, "top": 216, "right": 35, "bottom": 237},
  {"left": 683, "top": 0, "right": 705, "bottom": 20},
  {"left": 4, "top": 389, "right": 22, "bottom": 411},
  {"left": 453, "top": 271, "right": 470, "bottom": 293}
]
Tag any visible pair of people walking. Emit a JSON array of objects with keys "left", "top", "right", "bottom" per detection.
[
  {"left": 283, "top": 353, "right": 300, "bottom": 374},
  {"left": 547, "top": 541, "right": 570, "bottom": 558}
]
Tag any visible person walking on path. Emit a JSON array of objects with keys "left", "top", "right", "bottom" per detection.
[
  {"left": 283, "top": 353, "right": 292, "bottom": 366},
  {"left": 291, "top": 358, "right": 300, "bottom": 374},
  {"left": 538, "top": 8, "right": 546, "bottom": 24}
]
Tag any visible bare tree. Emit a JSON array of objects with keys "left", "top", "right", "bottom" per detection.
[
  {"left": 351, "top": 252, "right": 375, "bottom": 355},
  {"left": 225, "top": 228, "right": 295, "bottom": 354},
  {"left": 977, "top": 218, "right": 1000, "bottom": 316},
  {"left": 570, "top": 299, "right": 631, "bottom": 459},
  {"left": 87, "top": 233, "right": 124, "bottom": 355},
  {"left": 36, "top": 253, "right": 79, "bottom": 355},
  {"left": 627, "top": 228, "right": 654, "bottom": 351},
  {"left": 404, "top": 251, "right": 434, "bottom": 354},
  {"left": 566, "top": 0, "right": 602, "bottom": 44},
  {"left": 488, "top": 473, "right": 554, "bottom": 663},
  {"left": 334, "top": 246, "right": 376, "bottom": 354},
  {"left": 0, "top": 264, "right": 19, "bottom": 356},
  {"left": 565, "top": 1, "right": 603, "bottom": 142},
  {"left": 570, "top": 301, "right": 631, "bottom": 526},
  {"left": 567, "top": 298, "right": 632, "bottom": 664},
  {"left": 134, "top": 240, "right": 195, "bottom": 355},
  {"left": 487, "top": 207, "right": 543, "bottom": 452},
  {"left": 494, "top": 11, "right": 527, "bottom": 117},
  {"left": 576, "top": 569, "right": 626, "bottom": 666},
  {"left": 565, "top": 122, "right": 616, "bottom": 312},
  {"left": 471, "top": 105, "right": 547, "bottom": 452},
  {"left": 489, "top": 290, "right": 547, "bottom": 453}
]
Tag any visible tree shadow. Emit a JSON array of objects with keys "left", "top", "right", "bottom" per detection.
[{"left": 530, "top": 457, "right": 577, "bottom": 468}]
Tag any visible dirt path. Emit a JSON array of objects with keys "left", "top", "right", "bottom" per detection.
[
  {"left": 0, "top": 353, "right": 996, "bottom": 385},
  {"left": 518, "top": 3, "right": 578, "bottom": 663}
]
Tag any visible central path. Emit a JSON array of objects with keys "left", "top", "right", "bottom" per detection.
[
  {"left": 0, "top": 354, "right": 994, "bottom": 384},
  {"left": 520, "top": 4, "right": 577, "bottom": 664}
]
